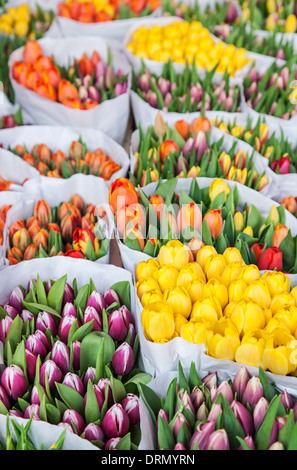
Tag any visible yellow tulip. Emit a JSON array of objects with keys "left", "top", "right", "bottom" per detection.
[
  {"left": 235, "top": 329, "right": 267, "bottom": 369},
  {"left": 196, "top": 245, "right": 217, "bottom": 270},
  {"left": 204, "top": 254, "right": 227, "bottom": 281},
  {"left": 209, "top": 178, "right": 230, "bottom": 203},
  {"left": 244, "top": 280, "right": 271, "bottom": 309},
  {"left": 140, "top": 289, "right": 164, "bottom": 307},
  {"left": 261, "top": 271, "right": 291, "bottom": 296},
  {"left": 270, "top": 292, "right": 295, "bottom": 315},
  {"left": 265, "top": 317, "right": 291, "bottom": 334},
  {"left": 153, "top": 265, "right": 179, "bottom": 293},
  {"left": 228, "top": 279, "right": 248, "bottom": 303},
  {"left": 203, "top": 278, "right": 229, "bottom": 310},
  {"left": 243, "top": 226, "right": 253, "bottom": 237},
  {"left": 136, "top": 258, "right": 159, "bottom": 281},
  {"left": 239, "top": 264, "right": 261, "bottom": 284},
  {"left": 291, "top": 286, "right": 297, "bottom": 305},
  {"left": 223, "top": 247, "right": 243, "bottom": 264},
  {"left": 224, "top": 301, "right": 239, "bottom": 317},
  {"left": 228, "top": 299, "right": 266, "bottom": 338},
  {"left": 141, "top": 301, "right": 175, "bottom": 343},
  {"left": 174, "top": 314, "right": 189, "bottom": 336},
  {"left": 206, "top": 318, "right": 241, "bottom": 361},
  {"left": 187, "top": 279, "right": 206, "bottom": 303},
  {"left": 262, "top": 328, "right": 297, "bottom": 376},
  {"left": 180, "top": 319, "right": 213, "bottom": 344},
  {"left": 157, "top": 240, "right": 191, "bottom": 270},
  {"left": 284, "top": 14, "right": 297, "bottom": 33},
  {"left": 163, "top": 286, "right": 192, "bottom": 318},
  {"left": 274, "top": 306, "right": 297, "bottom": 335},
  {"left": 136, "top": 278, "right": 161, "bottom": 301},
  {"left": 176, "top": 263, "right": 205, "bottom": 289},
  {"left": 221, "top": 261, "right": 244, "bottom": 286},
  {"left": 191, "top": 296, "right": 222, "bottom": 322},
  {"left": 14, "top": 20, "right": 29, "bottom": 37}
]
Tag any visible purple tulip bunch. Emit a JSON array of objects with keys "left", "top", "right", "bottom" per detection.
[
  {"left": 0, "top": 274, "right": 150, "bottom": 450},
  {"left": 139, "top": 362, "right": 297, "bottom": 450}
]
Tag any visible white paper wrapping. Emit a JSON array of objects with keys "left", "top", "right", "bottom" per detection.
[
  {"left": 0, "top": 255, "right": 136, "bottom": 449},
  {"left": 8, "top": 36, "right": 132, "bottom": 144},
  {"left": 0, "top": 125, "right": 130, "bottom": 187},
  {"left": 1, "top": 173, "right": 114, "bottom": 267},
  {"left": 0, "top": 147, "right": 40, "bottom": 189},
  {"left": 0, "top": 191, "right": 23, "bottom": 270}
]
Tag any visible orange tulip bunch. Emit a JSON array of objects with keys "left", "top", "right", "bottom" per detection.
[
  {"left": 8, "top": 139, "right": 121, "bottom": 180},
  {"left": 7, "top": 194, "right": 108, "bottom": 264},
  {"left": 11, "top": 40, "right": 128, "bottom": 109},
  {"left": 0, "top": 205, "right": 12, "bottom": 246}
]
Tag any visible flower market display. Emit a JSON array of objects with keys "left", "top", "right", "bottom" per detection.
[{"left": 1, "top": 0, "right": 297, "bottom": 454}]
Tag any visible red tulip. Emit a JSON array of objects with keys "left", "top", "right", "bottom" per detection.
[{"left": 257, "top": 246, "right": 283, "bottom": 271}]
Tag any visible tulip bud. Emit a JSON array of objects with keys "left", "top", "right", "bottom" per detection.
[
  {"left": 3, "top": 304, "right": 19, "bottom": 319},
  {"left": 231, "top": 400, "right": 255, "bottom": 436},
  {"left": 24, "top": 404, "right": 41, "bottom": 421},
  {"left": 111, "top": 342, "right": 134, "bottom": 376},
  {"left": 62, "top": 302, "right": 77, "bottom": 318},
  {"left": 83, "top": 306, "right": 103, "bottom": 331},
  {"left": 104, "top": 288, "right": 120, "bottom": 307},
  {"left": 0, "top": 385, "right": 10, "bottom": 410},
  {"left": 190, "top": 385, "right": 205, "bottom": 411},
  {"left": 207, "top": 402, "right": 223, "bottom": 422},
  {"left": 1, "top": 364, "right": 28, "bottom": 400},
  {"left": 202, "top": 371, "right": 218, "bottom": 390},
  {"left": 83, "top": 367, "right": 96, "bottom": 390},
  {"left": 0, "top": 316, "right": 13, "bottom": 343},
  {"left": 40, "top": 359, "right": 62, "bottom": 390},
  {"left": 62, "top": 283, "right": 75, "bottom": 306},
  {"left": 237, "top": 435, "right": 255, "bottom": 450},
  {"left": 172, "top": 412, "right": 191, "bottom": 441},
  {"left": 242, "top": 376, "right": 263, "bottom": 409},
  {"left": 58, "top": 314, "right": 81, "bottom": 344},
  {"left": 232, "top": 366, "right": 250, "bottom": 402},
  {"left": 25, "top": 333, "right": 47, "bottom": 360},
  {"left": 97, "top": 377, "right": 114, "bottom": 408},
  {"left": 121, "top": 393, "right": 140, "bottom": 425},
  {"left": 196, "top": 402, "right": 209, "bottom": 421},
  {"left": 108, "top": 308, "right": 129, "bottom": 341},
  {"left": 86, "top": 290, "right": 106, "bottom": 314},
  {"left": 21, "top": 309, "right": 35, "bottom": 323},
  {"left": 268, "top": 441, "right": 285, "bottom": 450},
  {"left": 31, "top": 384, "right": 47, "bottom": 405},
  {"left": 105, "top": 438, "right": 122, "bottom": 450},
  {"left": 205, "top": 429, "right": 230, "bottom": 450},
  {"left": 63, "top": 409, "right": 85, "bottom": 435},
  {"left": 57, "top": 422, "right": 74, "bottom": 433},
  {"left": 84, "top": 423, "right": 105, "bottom": 441},
  {"left": 9, "top": 409, "right": 24, "bottom": 418},
  {"left": 34, "top": 329, "right": 51, "bottom": 352},
  {"left": 189, "top": 421, "right": 216, "bottom": 450},
  {"left": 9, "top": 286, "right": 25, "bottom": 312},
  {"left": 36, "top": 311, "right": 57, "bottom": 337},
  {"left": 177, "top": 388, "right": 195, "bottom": 415},
  {"left": 25, "top": 349, "right": 37, "bottom": 383},
  {"left": 212, "top": 380, "right": 234, "bottom": 404},
  {"left": 33, "top": 199, "right": 52, "bottom": 227},
  {"left": 101, "top": 403, "right": 130, "bottom": 439},
  {"left": 51, "top": 340, "right": 70, "bottom": 375}
]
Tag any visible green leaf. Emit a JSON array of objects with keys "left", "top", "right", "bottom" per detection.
[
  {"left": 115, "top": 432, "right": 131, "bottom": 450},
  {"left": 47, "top": 275, "right": 67, "bottom": 314},
  {"left": 246, "top": 205, "right": 264, "bottom": 237},
  {"left": 178, "top": 361, "right": 190, "bottom": 394},
  {"left": 67, "top": 319, "right": 94, "bottom": 346},
  {"left": 188, "top": 361, "right": 203, "bottom": 390},
  {"left": 110, "top": 281, "right": 131, "bottom": 311},
  {"left": 137, "top": 382, "right": 161, "bottom": 426},
  {"left": 154, "top": 177, "right": 178, "bottom": 201},
  {"left": 216, "top": 395, "right": 245, "bottom": 450},
  {"left": 258, "top": 367, "right": 276, "bottom": 402},
  {"left": 54, "top": 383, "right": 84, "bottom": 416},
  {"left": 158, "top": 416, "right": 175, "bottom": 450},
  {"left": 110, "top": 376, "right": 127, "bottom": 403},
  {"left": 84, "top": 379, "right": 101, "bottom": 424},
  {"left": 255, "top": 394, "right": 284, "bottom": 450},
  {"left": 4, "top": 315, "right": 23, "bottom": 358},
  {"left": 163, "top": 378, "right": 178, "bottom": 422},
  {"left": 287, "top": 421, "right": 297, "bottom": 450},
  {"left": 22, "top": 301, "right": 61, "bottom": 318},
  {"left": 278, "top": 409, "right": 295, "bottom": 449},
  {"left": 74, "top": 284, "right": 90, "bottom": 313},
  {"left": 80, "top": 331, "right": 115, "bottom": 371}
]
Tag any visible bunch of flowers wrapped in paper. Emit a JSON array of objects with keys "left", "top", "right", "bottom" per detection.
[
  {"left": 240, "top": 0, "right": 297, "bottom": 34},
  {"left": 0, "top": 270, "right": 151, "bottom": 449},
  {"left": 130, "top": 113, "right": 269, "bottom": 190},
  {"left": 136, "top": 239, "right": 297, "bottom": 376},
  {"left": 0, "top": 3, "right": 54, "bottom": 38}
]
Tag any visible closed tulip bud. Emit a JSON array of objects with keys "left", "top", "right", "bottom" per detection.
[
  {"left": 40, "top": 359, "right": 62, "bottom": 390},
  {"left": 242, "top": 376, "right": 263, "bottom": 409},
  {"left": 209, "top": 179, "right": 230, "bottom": 203},
  {"left": 205, "top": 429, "right": 230, "bottom": 450},
  {"left": 202, "top": 371, "right": 218, "bottom": 390},
  {"left": 33, "top": 199, "right": 52, "bottom": 227},
  {"left": 112, "top": 342, "right": 134, "bottom": 376},
  {"left": 9, "top": 286, "right": 25, "bottom": 312},
  {"left": 190, "top": 385, "right": 205, "bottom": 411},
  {"left": 212, "top": 380, "right": 234, "bottom": 404},
  {"left": 1, "top": 364, "right": 28, "bottom": 400},
  {"left": 25, "top": 333, "right": 47, "bottom": 360},
  {"left": 84, "top": 423, "right": 105, "bottom": 442},
  {"left": 57, "top": 422, "right": 74, "bottom": 433},
  {"left": 281, "top": 389, "right": 294, "bottom": 411},
  {"left": 157, "top": 409, "right": 169, "bottom": 432},
  {"left": 196, "top": 403, "right": 208, "bottom": 422},
  {"left": 34, "top": 329, "right": 51, "bottom": 352},
  {"left": 172, "top": 412, "right": 191, "bottom": 441},
  {"left": 63, "top": 409, "right": 85, "bottom": 435},
  {"left": 268, "top": 441, "right": 285, "bottom": 450},
  {"left": 24, "top": 404, "right": 41, "bottom": 421},
  {"left": 231, "top": 400, "right": 255, "bottom": 435},
  {"left": 204, "top": 278, "right": 229, "bottom": 310},
  {"left": 0, "top": 385, "right": 10, "bottom": 410},
  {"left": 25, "top": 349, "right": 37, "bottom": 383},
  {"left": 51, "top": 340, "right": 70, "bottom": 375},
  {"left": 189, "top": 421, "right": 216, "bottom": 450},
  {"left": 86, "top": 290, "right": 106, "bottom": 314},
  {"left": 218, "top": 151, "right": 232, "bottom": 175},
  {"left": 104, "top": 288, "right": 120, "bottom": 307},
  {"left": 157, "top": 240, "right": 191, "bottom": 270},
  {"left": 58, "top": 314, "right": 81, "bottom": 344},
  {"left": 3, "top": 304, "right": 19, "bottom": 319},
  {"left": 36, "top": 310, "right": 57, "bottom": 337},
  {"left": 163, "top": 286, "right": 192, "bottom": 319},
  {"left": 191, "top": 295, "right": 222, "bottom": 323},
  {"left": 177, "top": 388, "right": 195, "bottom": 416},
  {"left": 192, "top": 131, "right": 208, "bottom": 162},
  {"left": 31, "top": 384, "right": 47, "bottom": 405},
  {"left": 62, "top": 283, "right": 75, "bottom": 306},
  {"left": 83, "top": 306, "right": 103, "bottom": 332},
  {"left": 108, "top": 308, "right": 129, "bottom": 341},
  {"left": 0, "top": 316, "right": 13, "bottom": 343},
  {"left": 142, "top": 301, "right": 175, "bottom": 343},
  {"left": 238, "top": 435, "right": 255, "bottom": 450},
  {"left": 83, "top": 366, "right": 96, "bottom": 390},
  {"left": 121, "top": 393, "right": 140, "bottom": 425},
  {"left": 272, "top": 224, "right": 289, "bottom": 248},
  {"left": 207, "top": 402, "right": 223, "bottom": 422},
  {"left": 102, "top": 403, "right": 130, "bottom": 439},
  {"left": 258, "top": 246, "right": 283, "bottom": 271},
  {"left": 62, "top": 302, "right": 77, "bottom": 318},
  {"left": 96, "top": 377, "right": 113, "bottom": 408},
  {"left": 204, "top": 253, "right": 227, "bottom": 281},
  {"left": 21, "top": 309, "right": 35, "bottom": 323},
  {"left": 232, "top": 366, "right": 250, "bottom": 402}
]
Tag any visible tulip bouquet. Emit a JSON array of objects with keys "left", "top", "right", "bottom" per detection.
[
  {"left": 139, "top": 361, "right": 297, "bottom": 450},
  {"left": 0, "top": 272, "right": 151, "bottom": 449},
  {"left": 11, "top": 39, "right": 129, "bottom": 110},
  {"left": 57, "top": 0, "right": 161, "bottom": 22},
  {"left": 243, "top": 62, "right": 297, "bottom": 120},
  {"left": 6, "top": 138, "right": 121, "bottom": 180},
  {"left": 126, "top": 19, "right": 251, "bottom": 75},
  {"left": 213, "top": 116, "right": 297, "bottom": 174},
  {"left": 136, "top": 240, "right": 297, "bottom": 376},
  {"left": 0, "top": 3, "right": 54, "bottom": 38},
  {"left": 240, "top": 0, "right": 297, "bottom": 33},
  {"left": 131, "top": 113, "right": 268, "bottom": 190},
  {"left": 132, "top": 60, "right": 242, "bottom": 114},
  {"left": 6, "top": 194, "right": 109, "bottom": 264}
]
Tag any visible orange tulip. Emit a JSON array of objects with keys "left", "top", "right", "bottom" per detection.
[
  {"left": 190, "top": 116, "right": 211, "bottom": 134},
  {"left": 36, "top": 144, "right": 51, "bottom": 165},
  {"left": 23, "top": 40, "right": 43, "bottom": 66},
  {"left": 78, "top": 52, "right": 94, "bottom": 76},
  {"left": 175, "top": 120, "right": 190, "bottom": 139},
  {"left": 33, "top": 199, "right": 52, "bottom": 227},
  {"left": 33, "top": 82, "right": 57, "bottom": 101},
  {"left": 177, "top": 203, "right": 202, "bottom": 236},
  {"left": 32, "top": 228, "right": 49, "bottom": 251},
  {"left": 272, "top": 223, "right": 289, "bottom": 248},
  {"left": 7, "top": 246, "right": 23, "bottom": 265},
  {"left": 203, "top": 209, "right": 224, "bottom": 240},
  {"left": 124, "top": 226, "right": 145, "bottom": 251},
  {"left": 109, "top": 178, "right": 139, "bottom": 213},
  {"left": 34, "top": 56, "right": 54, "bottom": 72},
  {"left": 149, "top": 194, "right": 165, "bottom": 221},
  {"left": 63, "top": 98, "right": 83, "bottom": 109},
  {"left": 58, "top": 3, "right": 71, "bottom": 18},
  {"left": 279, "top": 196, "right": 297, "bottom": 216},
  {"left": 73, "top": 227, "right": 100, "bottom": 258},
  {"left": 9, "top": 220, "right": 25, "bottom": 244},
  {"left": 23, "top": 243, "right": 39, "bottom": 260},
  {"left": 58, "top": 79, "right": 79, "bottom": 103},
  {"left": 159, "top": 140, "right": 180, "bottom": 163},
  {"left": 115, "top": 202, "right": 146, "bottom": 236}
]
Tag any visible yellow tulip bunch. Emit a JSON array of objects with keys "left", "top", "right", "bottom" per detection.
[
  {"left": 0, "top": 4, "right": 31, "bottom": 37},
  {"left": 126, "top": 20, "right": 251, "bottom": 76},
  {"left": 137, "top": 240, "right": 297, "bottom": 376}
]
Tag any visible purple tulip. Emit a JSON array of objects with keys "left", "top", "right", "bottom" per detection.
[
  {"left": 177, "top": 389, "right": 195, "bottom": 415},
  {"left": 63, "top": 372, "right": 84, "bottom": 396},
  {"left": 58, "top": 314, "right": 81, "bottom": 344},
  {"left": 202, "top": 371, "right": 218, "bottom": 390},
  {"left": 231, "top": 400, "right": 255, "bottom": 436},
  {"left": 193, "top": 131, "right": 208, "bottom": 162},
  {"left": 40, "top": 359, "right": 62, "bottom": 390},
  {"left": 225, "top": 2, "right": 238, "bottom": 22},
  {"left": 127, "top": 322, "right": 136, "bottom": 348},
  {"left": 189, "top": 421, "right": 216, "bottom": 450},
  {"left": 111, "top": 342, "right": 134, "bottom": 376},
  {"left": 212, "top": 380, "right": 233, "bottom": 404},
  {"left": 57, "top": 422, "right": 74, "bottom": 433},
  {"left": 157, "top": 77, "right": 170, "bottom": 97},
  {"left": 172, "top": 412, "right": 191, "bottom": 441},
  {"left": 84, "top": 383, "right": 104, "bottom": 411},
  {"left": 105, "top": 65, "right": 115, "bottom": 89},
  {"left": 190, "top": 385, "right": 205, "bottom": 412},
  {"left": 62, "top": 283, "right": 75, "bottom": 306},
  {"left": 147, "top": 90, "right": 158, "bottom": 108},
  {"left": 24, "top": 404, "right": 41, "bottom": 420},
  {"left": 101, "top": 403, "right": 130, "bottom": 439},
  {"left": 237, "top": 435, "right": 255, "bottom": 450},
  {"left": 281, "top": 389, "right": 294, "bottom": 412},
  {"left": 95, "top": 60, "right": 106, "bottom": 82},
  {"left": 63, "top": 409, "right": 85, "bottom": 435},
  {"left": 86, "top": 291, "right": 106, "bottom": 314},
  {"left": 27, "top": 278, "right": 37, "bottom": 291},
  {"left": 277, "top": 416, "right": 287, "bottom": 432},
  {"left": 61, "top": 302, "right": 77, "bottom": 318},
  {"left": 103, "top": 288, "right": 120, "bottom": 307},
  {"left": 157, "top": 409, "right": 169, "bottom": 431},
  {"left": 83, "top": 306, "right": 102, "bottom": 331},
  {"left": 25, "top": 334, "right": 47, "bottom": 360},
  {"left": 83, "top": 366, "right": 96, "bottom": 390},
  {"left": 36, "top": 311, "right": 57, "bottom": 337},
  {"left": 105, "top": 437, "right": 122, "bottom": 450},
  {"left": 9, "top": 286, "right": 25, "bottom": 312},
  {"left": 88, "top": 86, "right": 100, "bottom": 102},
  {"left": 121, "top": 393, "right": 140, "bottom": 425},
  {"left": 205, "top": 429, "right": 230, "bottom": 450},
  {"left": 114, "top": 82, "right": 128, "bottom": 98},
  {"left": 21, "top": 310, "right": 35, "bottom": 323},
  {"left": 108, "top": 308, "right": 129, "bottom": 341},
  {"left": 269, "top": 421, "right": 279, "bottom": 448},
  {"left": 9, "top": 409, "right": 24, "bottom": 418},
  {"left": 0, "top": 384, "right": 10, "bottom": 409},
  {"left": 182, "top": 137, "right": 194, "bottom": 158},
  {"left": 3, "top": 304, "right": 19, "bottom": 319},
  {"left": 174, "top": 442, "right": 186, "bottom": 450},
  {"left": 253, "top": 397, "right": 269, "bottom": 431},
  {"left": 232, "top": 366, "right": 250, "bottom": 402},
  {"left": 242, "top": 377, "right": 263, "bottom": 410},
  {"left": 1, "top": 364, "right": 28, "bottom": 400},
  {"left": 79, "top": 85, "right": 88, "bottom": 101},
  {"left": 72, "top": 340, "right": 81, "bottom": 370},
  {"left": 138, "top": 72, "right": 151, "bottom": 93},
  {"left": 34, "top": 329, "right": 51, "bottom": 352},
  {"left": 84, "top": 423, "right": 105, "bottom": 442},
  {"left": 0, "top": 316, "right": 13, "bottom": 343},
  {"left": 197, "top": 402, "right": 209, "bottom": 421},
  {"left": 82, "top": 74, "right": 92, "bottom": 88},
  {"left": 31, "top": 384, "right": 47, "bottom": 405},
  {"left": 51, "top": 340, "right": 70, "bottom": 375},
  {"left": 97, "top": 378, "right": 113, "bottom": 408},
  {"left": 25, "top": 349, "right": 37, "bottom": 383},
  {"left": 207, "top": 402, "right": 223, "bottom": 422}
]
